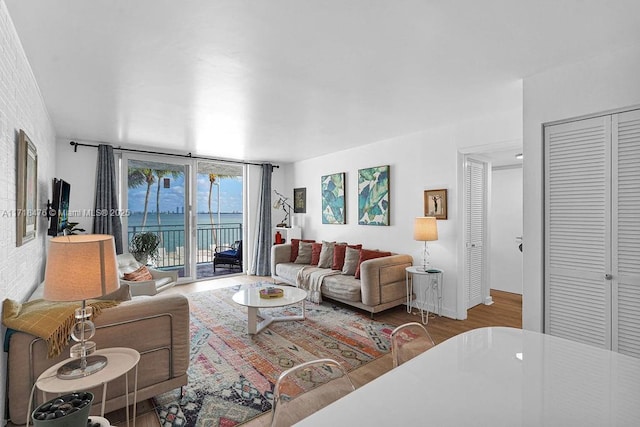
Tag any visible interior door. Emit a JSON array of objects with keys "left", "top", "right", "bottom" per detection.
[
  {"left": 612, "top": 109, "right": 640, "bottom": 358},
  {"left": 544, "top": 116, "right": 611, "bottom": 348},
  {"left": 464, "top": 157, "right": 488, "bottom": 309}
]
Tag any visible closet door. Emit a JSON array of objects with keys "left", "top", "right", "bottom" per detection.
[
  {"left": 544, "top": 116, "right": 612, "bottom": 348},
  {"left": 464, "top": 157, "right": 487, "bottom": 309},
  {"left": 612, "top": 110, "right": 640, "bottom": 358}
]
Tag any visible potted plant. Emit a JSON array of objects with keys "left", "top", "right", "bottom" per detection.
[{"left": 129, "top": 232, "right": 160, "bottom": 265}]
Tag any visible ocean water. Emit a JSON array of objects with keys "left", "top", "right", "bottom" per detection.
[{"left": 126, "top": 212, "right": 243, "bottom": 252}]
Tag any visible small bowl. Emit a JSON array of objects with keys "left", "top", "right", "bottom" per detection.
[{"left": 31, "top": 392, "right": 94, "bottom": 427}]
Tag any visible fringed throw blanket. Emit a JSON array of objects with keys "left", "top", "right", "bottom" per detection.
[
  {"left": 2, "top": 298, "right": 120, "bottom": 358},
  {"left": 296, "top": 266, "right": 341, "bottom": 303}
]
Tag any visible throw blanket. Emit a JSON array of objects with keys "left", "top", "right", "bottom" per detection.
[
  {"left": 2, "top": 298, "right": 120, "bottom": 358},
  {"left": 296, "top": 266, "right": 341, "bottom": 303}
]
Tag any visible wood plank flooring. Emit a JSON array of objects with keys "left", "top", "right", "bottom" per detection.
[{"left": 109, "top": 274, "right": 522, "bottom": 427}]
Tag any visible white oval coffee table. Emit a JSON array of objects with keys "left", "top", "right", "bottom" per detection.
[{"left": 232, "top": 285, "right": 307, "bottom": 334}]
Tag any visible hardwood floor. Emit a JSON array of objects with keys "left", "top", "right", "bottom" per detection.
[{"left": 109, "top": 274, "right": 522, "bottom": 427}]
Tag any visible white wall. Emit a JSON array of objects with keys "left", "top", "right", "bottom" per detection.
[
  {"left": 523, "top": 45, "right": 640, "bottom": 331},
  {"left": 489, "top": 166, "right": 523, "bottom": 294},
  {"left": 283, "top": 107, "right": 522, "bottom": 319},
  {"left": 56, "top": 138, "right": 98, "bottom": 232},
  {"left": 0, "top": 0, "right": 56, "bottom": 422}
]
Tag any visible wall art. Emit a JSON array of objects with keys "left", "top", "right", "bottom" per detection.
[
  {"left": 424, "top": 188, "right": 448, "bottom": 220},
  {"left": 358, "top": 165, "right": 389, "bottom": 225},
  {"left": 16, "top": 129, "right": 38, "bottom": 246},
  {"left": 321, "top": 173, "right": 345, "bottom": 224},
  {"left": 293, "top": 187, "right": 306, "bottom": 213}
]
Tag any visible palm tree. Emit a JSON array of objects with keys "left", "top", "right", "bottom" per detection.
[
  {"left": 128, "top": 168, "right": 155, "bottom": 228},
  {"left": 208, "top": 173, "right": 219, "bottom": 247}
]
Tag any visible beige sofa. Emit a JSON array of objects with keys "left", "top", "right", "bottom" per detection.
[
  {"left": 271, "top": 243, "right": 412, "bottom": 314},
  {"left": 5, "top": 292, "right": 190, "bottom": 425}
]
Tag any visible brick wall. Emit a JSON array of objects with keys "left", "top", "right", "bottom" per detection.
[{"left": 0, "top": 0, "right": 56, "bottom": 422}]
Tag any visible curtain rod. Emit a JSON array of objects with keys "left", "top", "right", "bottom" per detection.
[{"left": 69, "top": 141, "right": 279, "bottom": 168}]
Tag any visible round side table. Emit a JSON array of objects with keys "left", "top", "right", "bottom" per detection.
[
  {"left": 405, "top": 266, "right": 444, "bottom": 324},
  {"left": 33, "top": 347, "right": 140, "bottom": 427}
]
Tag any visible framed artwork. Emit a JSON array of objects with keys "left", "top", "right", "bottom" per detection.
[
  {"left": 358, "top": 165, "right": 389, "bottom": 225},
  {"left": 293, "top": 187, "right": 306, "bottom": 213},
  {"left": 321, "top": 172, "right": 345, "bottom": 224},
  {"left": 424, "top": 189, "right": 447, "bottom": 220},
  {"left": 16, "top": 130, "right": 38, "bottom": 246}
]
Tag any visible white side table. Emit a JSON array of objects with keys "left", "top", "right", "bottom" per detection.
[
  {"left": 32, "top": 347, "right": 140, "bottom": 427},
  {"left": 405, "top": 266, "right": 444, "bottom": 324}
]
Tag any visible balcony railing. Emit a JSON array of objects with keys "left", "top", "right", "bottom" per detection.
[{"left": 127, "top": 223, "right": 243, "bottom": 269}]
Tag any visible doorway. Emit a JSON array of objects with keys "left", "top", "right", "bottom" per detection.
[{"left": 459, "top": 143, "right": 523, "bottom": 318}]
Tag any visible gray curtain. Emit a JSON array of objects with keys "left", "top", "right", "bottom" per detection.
[
  {"left": 252, "top": 163, "right": 273, "bottom": 275},
  {"left": 93, "top": 144, "right": 124, "bottom": 254}
]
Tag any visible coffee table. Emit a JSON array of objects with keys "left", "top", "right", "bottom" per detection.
[{"left": 232, "top": 285, "right": 307, "bottom": 334}]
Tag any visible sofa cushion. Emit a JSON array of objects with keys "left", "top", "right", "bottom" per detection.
[
  {"left": 333, "top": 243, "right": 362, "bottom": 270},
  {"left": 318, "top": 241, "right": 335, "bottom": 268},
  {"left": 123, "top": 265, "right": 153, "bottom": 281},
  {"left": 355, "top": 249, "right": 392, "bottom": 279},
  {"left": 322, "top": 275, "right": 362, "bottom": 302},
  {"left": 290, "top": 239, "right": 315, "bottom": 262},
  {"left": 275, "top": 262, "right": 307, "bottom": 284},
  {"left": 342, "top": 246, "right": 361, "bottom": 275},
  {"left": 294, "top": 241, "right": 313, "bottom": 264},
  {"left": 310, "top": 242, "right": 323, "bottom": 265}
]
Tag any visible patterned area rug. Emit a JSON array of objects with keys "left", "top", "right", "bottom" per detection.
[{"left": 154, "top": 283, "right": 393, "bottom": 426}]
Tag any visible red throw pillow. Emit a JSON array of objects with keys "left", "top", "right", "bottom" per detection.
[
  {"left": 310, "top": 242, "right": 323, "bottom": 266},
  {"left": 332, "top": 244, "right": 362, "bottom": 270},
  {"left": 354, "top": 249, "right": 392, "bottom": 279},
  {"left": 123, "top": 265, "right": 153, "bottom": 282},
  {"left": 289, "top": 239, "right": 315, "bottom": 262}
]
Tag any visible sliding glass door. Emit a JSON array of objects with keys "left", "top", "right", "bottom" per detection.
[
  {"left": 195, "top": 161, "right": 244, "bottom": 279},
  {"left": 120, "top": 154, "right": 245, "bottom": 281},
  {"left": 122, "top": 155, "right": 193, "bottom": 280}
]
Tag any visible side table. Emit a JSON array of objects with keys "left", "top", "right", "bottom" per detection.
[
  {"left": 32, "top": 347, "right": 140, "bottom": 427},
  {"left": 405, "top": 266, "right": 444, "bottom": 324}
]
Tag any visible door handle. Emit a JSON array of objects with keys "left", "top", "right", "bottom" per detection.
[{"left": 605, "top": 274, "right": 613, "bottom": 280}]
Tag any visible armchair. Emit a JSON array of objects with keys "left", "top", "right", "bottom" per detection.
[
  {"left": 213, "top": 240, "right": 243, "bottom": 272},
  {"left": 117, "top": 253, "right": 178, "bottom": 296}
]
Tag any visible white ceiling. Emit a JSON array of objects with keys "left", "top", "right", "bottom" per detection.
[{"left": 6, "top": 0, "right": 640, "bottom": 164}]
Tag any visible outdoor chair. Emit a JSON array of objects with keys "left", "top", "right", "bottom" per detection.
[
  {"left": 390, "top": 322, "right": 436, "bottom": 367},
  {"left": 213, "top": 240, "right": 243, "bottom": 272},
  {"left": 270, "top": 358, "right": 355, "bottom": 427}
]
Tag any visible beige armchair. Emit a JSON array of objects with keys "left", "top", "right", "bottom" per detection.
[{"left": 117, "top": 253, "right": 178, "bottom": 296}]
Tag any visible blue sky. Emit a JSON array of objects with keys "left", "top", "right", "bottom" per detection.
[{"left": 127, "top": 173, "right": 243, "bottom": 213}]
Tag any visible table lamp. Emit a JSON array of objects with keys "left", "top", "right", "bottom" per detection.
[
  {"left": 44, "top": 234, "right": 120, "bottom": 379},
  {"left": 414, "top": 217, "right": 438, "bottom": 271}
]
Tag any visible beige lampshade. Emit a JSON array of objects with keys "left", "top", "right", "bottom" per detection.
[
  {"left": 44, "top": 234, "right": 120, "bottom": 301},
  {"left": 414, "top": 217, "right": 438, "bottom": 241}
]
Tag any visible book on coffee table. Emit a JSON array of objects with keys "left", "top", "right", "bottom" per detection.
[{"left": 259, "top": 287, "right": 284, "bottom": 299}]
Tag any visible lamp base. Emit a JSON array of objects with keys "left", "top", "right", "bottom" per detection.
[{"left": 57, "top": 355, "right": 108, "bottom": 379}]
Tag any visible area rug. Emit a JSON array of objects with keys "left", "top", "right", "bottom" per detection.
[{"left": 154, "top": 283, "right": 394, "bottom": 426}]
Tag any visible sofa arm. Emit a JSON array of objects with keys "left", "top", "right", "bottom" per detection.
[
  {"left": 149, "top": 268, "right": 178, "bottom": 283},
  {"left": 359, "top": 254, "right": 413, "bottom": 306},
  {"left": 271, "top": 244, "right": 292, "bottom": 276}
]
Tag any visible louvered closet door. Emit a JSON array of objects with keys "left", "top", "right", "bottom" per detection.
[
  {"left": 465, "top": 158, "right": 486, "bottom": 308},
  {"left": 612, "top": 110, "right": 640, "bottom": 358},
  {"left": 545, "top": 116, "right": 612, "bottom": 348}
]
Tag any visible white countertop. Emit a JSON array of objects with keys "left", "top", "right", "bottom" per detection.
[{"left": 296, "top": 327, "right": 640, "bottom": 426}]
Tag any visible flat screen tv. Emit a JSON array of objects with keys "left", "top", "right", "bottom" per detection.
[{"left": 48, "top": 178, "right": 71, "bottom": 236}]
